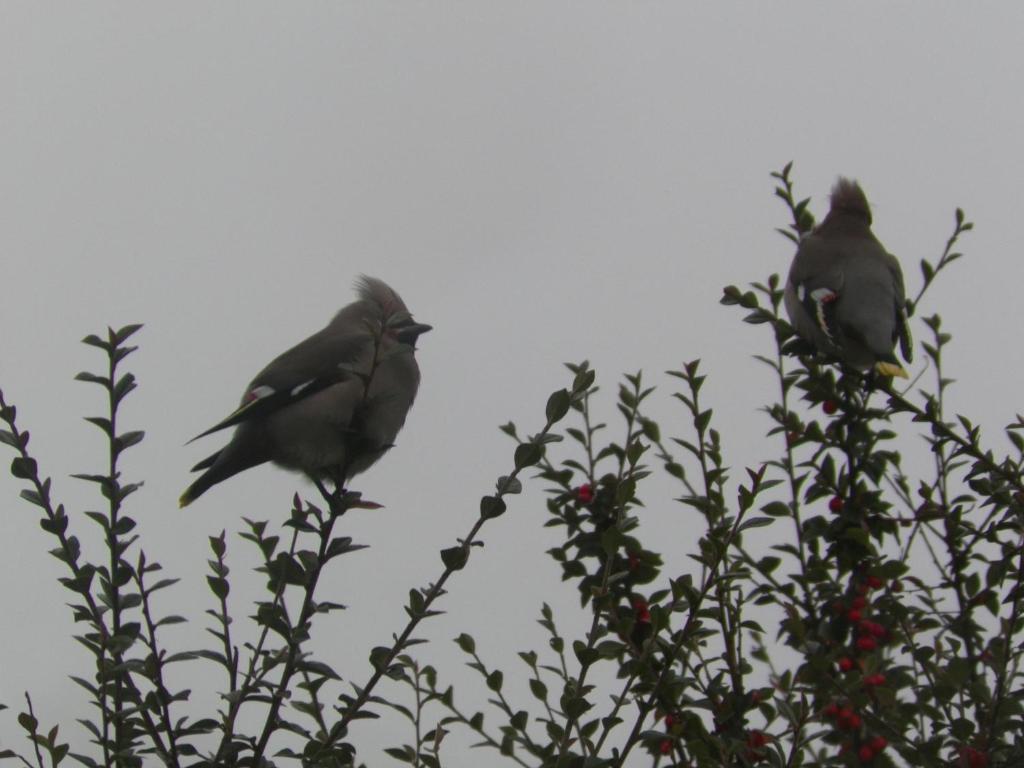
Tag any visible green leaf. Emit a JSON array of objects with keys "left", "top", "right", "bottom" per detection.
[
  {"left": 325, "top": 536, "right": 368, "bottom": 561},
  {"left": 529, "top": 678, "right": 548, "bottom": 700},
  {"left": 495, "top": 476, "right": 522, "bottom": 494},
  {"left": 545, "top": 389, "right": 571, "bottom": 423},
  {"left": 640, "top": 418, "right": 660, "bottom": 442},
  {"left": 83, "top": 417, "right": 112, "bottom": 436},
  {"left": 486, "top": 670, "right": 503, "bottom": 692},
  {"left": 81, "top": 334, "right": 111, "bottom": 351},
  {"left": 112, "top": 516, "right": 136, "bottom": 535},
  {"left": 514, "top": 442, "right": 544, "bottom": 470},
  {"left": 113, "top": 324, "right": 144, "bottom": 345},
  {"left": 479, "top": 495, "right": 506, "bottom": 520},
  {"left": 761, "top": 501, "right": 791, "bottom": 517},
  {"left": 572, "top": 640, "right": 598, "bottom": 666},
  {"left": 113, "top": 431, "right": 145, "bottom": 454},
  {"left": 268, "top": 553, "right": 306, "bottom": 587},
  {"left": 455, "top": 633, "right": 476, "bottom": 654},
  {"left": 10, "top": 457, "right": 36, "bottom": 479},
  {"left": 571, "top": 366, "right": 595, "bottom": 394},
  {"left": 383, "top": 746, "right": 415, "bottom": 763},
  {"left": 74, "top": 372, "right": 110, "bottom": 388},
  {"left": 441, "top": 546, "right": 468, "bottom": 571},
  {"left": 112, "top": 373, "right": 137, "bottom": 404},
  {"left": 206, "top": 576, "right": 229, "bottom": 600},
  {"left": 369, "top": 645, "right": 393, "bottom": 671},
  {"left": 209, "top": 532, "right": 226, "bottom": 559},
  {"left": 20, "top": 488, "right": 45, "bottom": 508}
]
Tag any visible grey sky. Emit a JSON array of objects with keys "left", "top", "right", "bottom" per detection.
[{"left": 2, "top": 4, "right": 1022, "bottom": 764}]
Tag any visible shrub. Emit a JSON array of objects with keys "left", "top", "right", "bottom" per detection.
[{"left": 2, "top": 166, "right": 1019, "bottom": 767}]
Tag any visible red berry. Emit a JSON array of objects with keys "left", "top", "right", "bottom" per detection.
[
  {"left": 633, "top": 598, "right": 651, "bottom": 624},
  {"left": 864, "top": 673, "right": 886, "bottom": 687},
  {"left": 858, "top": 744, "right": 875, "bottom": 762},
  {"left": 829, "top": 496, "right": 844, "bottom": 513},
  {"left": 659, "top": 738, "right": 672, "bottom": 755},
  {"left": 960, "top": 747, "right": 989, "bottom": 768},
  {"left": 869, "top": 622, "right": 887, "bottom": 638},
  {"left": 575, "top": 484, "right": 594, "bottom": 504},
  {"left": 870, "top": 736, "right": 888, "bottom": 751},
  {"left": 823, "top": 703, "right": 840, "bottom": 718},
  {"left": 838, "top": 657, "right": 855, "bottom": 672},
  {"left": 664, "top": 713, "right": 676, "bottom": 728},
  {"left": 747, "top": 730, "right": 769, "bottom": 748},
  {"left": 838, "top": 709, "right": 862, "bottom": 730},
  {"left": 866, "top": 576, "right": 884, "bottom": 589},
  {"left": 848, "top": 609, "right": 862, "bottom": 622},
  {"left": 627, "top": 551, "right": 640, "bottom": 571},
  {"left": 823, "top": 399, "right": 839, "bottom": 415},
  {"left": 857, "top": 637, "right": 877, "bottom": 652},
  {"left": 851, "top": 596, "right": 867, "bottom": 609}
]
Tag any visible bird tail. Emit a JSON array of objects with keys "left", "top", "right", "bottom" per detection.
[
  {"left": 874, "top": 361, "right": 909, "bottom": 379},
  {"left": 179, "top": 443, "right": 266, "bottom": 508},
  {"left": 179, "top": 476, "right": 214, "bottom": 508}
]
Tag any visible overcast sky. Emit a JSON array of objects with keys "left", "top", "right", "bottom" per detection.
[{"left": 2, "top": 4, "right": 1023, "bottom": 765}]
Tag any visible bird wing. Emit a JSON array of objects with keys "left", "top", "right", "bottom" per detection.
[
  {"left": 886, "top": 253, "right": 913, "bottom": 363},
  {"left": 187, "top": 327, "right": 371, "bottom": 443},
  {"left": 789, "top": 237, "right": 847, "bottom": 345}
]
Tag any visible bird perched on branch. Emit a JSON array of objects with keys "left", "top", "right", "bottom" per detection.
[
  {"left": 180, "top": 276, "right": 431, "bottom": 507},
  {"left": 784, "top": 178, "right": 912, "bottom": 378}
]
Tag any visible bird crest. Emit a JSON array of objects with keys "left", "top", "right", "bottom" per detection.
[
  {"left": 356, "top": 275, "right": 410, "bottom": 321},
  {"left": 829, "top": 178, "right": 872, "bottom": 224}
]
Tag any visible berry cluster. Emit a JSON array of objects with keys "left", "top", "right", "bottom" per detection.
[{"left": 822, "top": 572, "right": 895, "bottom": 762}]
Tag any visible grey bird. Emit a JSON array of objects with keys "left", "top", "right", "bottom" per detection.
[
  {"left": 784, "top": 178, "right": 912, "bottom": 378},
  {"left": 180, "top": 276, "right": 431, "bottom": 507}
]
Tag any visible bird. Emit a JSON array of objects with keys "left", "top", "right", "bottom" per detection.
[
  {"left": 784, "top": 177, "right": 912, "bottom": 378},
  {"left": 179, "top": 276, "right": 431, "bottom": 507}
]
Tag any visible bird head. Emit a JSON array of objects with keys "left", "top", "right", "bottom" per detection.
[
  {"left": 828, "top": 178, "right": 872, "bottom": 225},
  {"left": 355, "top": 275, "right": 431, "bottom": 349}
]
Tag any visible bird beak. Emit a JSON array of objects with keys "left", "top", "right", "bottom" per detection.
[{"left": 396, "top": 322, "right": 432, "bottom": 346}]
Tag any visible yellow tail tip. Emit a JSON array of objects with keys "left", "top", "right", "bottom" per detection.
[{"left": 874, "top": 362, "right": 909, "bottom": 379}]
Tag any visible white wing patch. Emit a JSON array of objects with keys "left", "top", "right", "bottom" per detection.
[
  {"left": 809, "top": 287, "right": 839, "bottom": 342},
  {"left": 290, "top": 379, "right": 315, "bottom": 397},
  {"left": 245, "top": 384, "right": 276, "bottom": 403}
]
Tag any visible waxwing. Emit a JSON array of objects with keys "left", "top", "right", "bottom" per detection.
[
  {"left": 784, "top": 178, "right": 912, "bottom": 377},
  {"left": 180, "top": 276, "right": 431, "bottom": 507}
]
